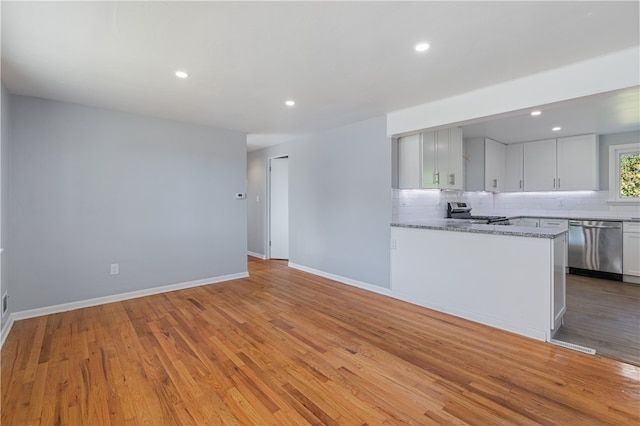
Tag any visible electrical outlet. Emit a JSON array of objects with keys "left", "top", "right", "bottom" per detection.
[
  {"left": 110, "top": 263, "right": 119, "bottom": 275},
  {"left": 390, "top": 239, "right": 397, "bottom": 250}
]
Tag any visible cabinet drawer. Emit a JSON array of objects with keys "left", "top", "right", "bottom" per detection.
[
  {"left": 623, "top": 222, "right": 640, "bottom": 233},
  {"left": 540, "top": 219, "right": 568, "bottom": 230}
]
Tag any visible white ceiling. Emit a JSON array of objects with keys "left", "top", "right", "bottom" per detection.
[
  {"left": 2, "top": 1, "right": 639, "bottom": 150},
  {"left": 460, "top": 86, "right": 640, "bottom": 144}
]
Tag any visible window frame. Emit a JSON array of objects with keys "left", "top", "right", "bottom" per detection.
[{"left": 608, "top": 142, "right": 640, "bottom": 204}]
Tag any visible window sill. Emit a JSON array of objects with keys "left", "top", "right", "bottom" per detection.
[{"left": 607, "top": 199, "right": 640, "bottom": 206}]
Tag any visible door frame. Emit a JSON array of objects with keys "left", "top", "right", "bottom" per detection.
[{"left": 267, "top": 155, "right": 289, "bottom": 259}]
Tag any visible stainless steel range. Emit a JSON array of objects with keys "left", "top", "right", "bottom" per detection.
[{"left": 446, "top": 202, "right": 511, "bottom": 225}]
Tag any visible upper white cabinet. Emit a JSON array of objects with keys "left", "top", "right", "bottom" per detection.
[
  {"left": 557, "top": 134, "right": 599, "bottom": 191},
  {"left": 423, "top": 128, "right": 464, "bottom": 190},
  {"left": 396, "top": 127, "right": 464, "bottom": 190},
  {"left": 505, "top": 143, "right": 524, "bottom": 192},
  {"left": 464, "top": 137, "right": 506, "bottom": 192},
  {"left": 524, "top": 139, "right": 557, "bottom": 191},
  {"left": 397, "top": 134, "right": 422, "bottom": 189},
  {"left": 522, "top": 135, "right": 599, "bottom": 192},
  {"left": 485, "top": 138, "right": 506, "bottom": 192}
]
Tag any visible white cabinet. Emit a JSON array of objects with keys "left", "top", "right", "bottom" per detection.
[
  {"left": 421, "top": 127, "right": 464, "bottom": 190},
  {"left": 556, "top": 134, "right": 599, "bottom": 191},
  {"left": 540, "top": 219, "right": 569, "bottom": 268},
  {"left": 464, "top": 137, "right": 506, "bottom": 192},
  {"left": 623, "top": 222, "right": 640, "bottom": 279},
  {"left": 513, "top": 217, "right": 540, "bottom": 227},
  {"left": 522, "top": 135, "right": 599, "bottom": 192},
  {"left": 540, "top": 219, "right": 568, "bottom": 230},
  {"left": 446, "top": 127, "right": 465, "bottom": 191},
  {"left": 396, "top": 127, "right": 464, "bottom": 190},
  {"left": 505, "top": 143, "right": 524, "bottom": 192},
  {"left": 397, "top": 134, "right": 422, "bottom": 189},
  {"left": 485, "top": 138, "right": 506, "bottom": 192},
  {"left": 524, "top": 139, "right": 557, "bottom": 191}
]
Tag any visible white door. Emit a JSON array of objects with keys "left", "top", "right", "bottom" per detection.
[{"left": 269, "top": 157, "right": 289, "bottom": 259}]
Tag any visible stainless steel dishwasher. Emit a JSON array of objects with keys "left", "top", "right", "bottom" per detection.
[{"left": 568, "top": 220, "right": 623, "bottom": 281}]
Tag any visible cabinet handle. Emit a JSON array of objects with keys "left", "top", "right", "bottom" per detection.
[
  {"left": 558, "top": 178, "right": 561, "bottom": 188},
  {"left": 449, "top": 174, "right": 455, "bottom": 185},
  {"left": 433, "top": 172, "right": 439, "bottom": 184},
  {"left": 553, "top": 178, "right": 556, "bottom": 188},
  {"left": 519, "top": 179, "right": 523, "bottom": 189},
  {"left": 492, "top": 178, "right": 497, "bottom": 188}
]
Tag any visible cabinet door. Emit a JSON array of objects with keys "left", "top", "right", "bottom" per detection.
[
  {"left": 421, "top": 131, "right": 438, "bottom": 189},
  {"left": 446, "top": 127, "right": 464, "bottom": 190},
  {"left": 397, "top": 134, "right": 422, "bottom": 189},
  {"left": 623, "top": 230, "right": 640, "bottom": 276},
  {"left": 519, "top": 218, "right": 540, "bottom": 227},
  {"left": 524, "top": 139, "right": 557, "bottom": 191},
  {"left": 484, "top": 138, "right": 506, "bottom": 192},
  {"left": 557, "top": 134, "right": 599, "bottom": 191},
  {"left": 505, "top": 143, "right": 524, "bottom": 192}
]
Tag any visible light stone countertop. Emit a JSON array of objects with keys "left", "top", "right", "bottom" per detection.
[
  {"left": 391, "top": 219, "right": 566, "bottom": 239},
  {"left": 510, "top": 215, "right": 640, "bottom": 222}
]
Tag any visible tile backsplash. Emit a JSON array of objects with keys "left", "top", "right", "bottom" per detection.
[{"left": 392, "top": 189, "right": 640, "bottom": 222}]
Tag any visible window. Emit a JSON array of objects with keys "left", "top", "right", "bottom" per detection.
[{"left": 609, "top": 143, "right": 640, "bottom": 203}]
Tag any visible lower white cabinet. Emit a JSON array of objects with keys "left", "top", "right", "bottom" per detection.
[
  {"left": 623, "top": 222, "right": 640, "bottom": 278},
  {"left": 539, "top": 219, "right": 569, "bottom": 267},
  {"left": 513, "top": 218, "right": 540, "bottom": 227}
]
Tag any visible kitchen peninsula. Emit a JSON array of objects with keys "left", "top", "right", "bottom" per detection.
[{"left": 390, "top": 220, "right": 566, "bottom": 342}]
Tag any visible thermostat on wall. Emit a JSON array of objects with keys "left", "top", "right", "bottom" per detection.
[{"left": 235, "top": 193, "right": 246, "bottom": 199}]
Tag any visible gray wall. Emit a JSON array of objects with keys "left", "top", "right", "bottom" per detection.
[
  {"left": 8, "top": 95, "right": 248, "bottom": 312},
  {"left": 1, "top": 83, "right": 10, "bottom": 327},
  {"left": 247, "top": 116, "right": 392, "bottom": 288},
  {"left": 599, "top": 130, "right": 640, "bottom": 190}
]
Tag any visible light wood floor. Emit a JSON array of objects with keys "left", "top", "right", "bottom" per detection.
[
  {"left": 554, "top": 274, "right": 640, "bottom": 366},
  {"left": 2, "top": 258, "right": 639, "bottom": 425}
]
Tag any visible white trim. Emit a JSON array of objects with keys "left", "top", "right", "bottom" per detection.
[
  {"left": 248, "top": 251, "right": 266, "bottom": 260},
  {"left": 0, "top": 314, "right": 15, "bottom": 348},
  {"left": 623, "top": 275, "right": 640, "bottom": 285},
  {"left": 288, "top": 262, "right": 548, "bottom": 342},
  {"left": 10, "top": 272, "right": 248, "bottom": 322},
  {"left": 608, "top": 143, "right": 640, "bottom": 203},
  {"left": 288, "top": 262, "right": 397, "bottom": 298}
]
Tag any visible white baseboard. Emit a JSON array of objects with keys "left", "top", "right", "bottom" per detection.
[
  {"left": 0, "top": 315, "right": 15, "bottom": 348},
  {"left": 248, "top": 251, "right": 266, "bottom": 260},
  {"left": 288, "top": 262, "right": 547, "bottom": 342},
  {"left": 623, "top": 275, "right": 640, "bottom": 284},
  {"left": 288, "top": 263, "right": 395, "bottom": 298},
  {"left": 7, "top": 271, "right": 249, "bottom": 325}
]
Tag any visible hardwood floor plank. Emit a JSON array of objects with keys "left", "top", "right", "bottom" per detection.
[{"left": 2, "top": 258, "right": 639, "bottom": 425}]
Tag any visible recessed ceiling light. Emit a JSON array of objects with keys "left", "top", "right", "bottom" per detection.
[
  {"left": 552, "top": 126, "right": 561, "bottom": 131},
  {"left": 285, "top": 100, "right": 296, "bottom": 107},
  {"left": 415, "top": 42, "right": 430, "bottom": 52},
  {"left": 175, "top": 70, "right": 189, "bottom": 79},
  {"left": 531, "top": 110, "right": 541, "bottom": 116}
]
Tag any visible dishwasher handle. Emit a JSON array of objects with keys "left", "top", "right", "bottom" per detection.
[{"left": 568, "top": 221, "right": 622, "bottom": 230}]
